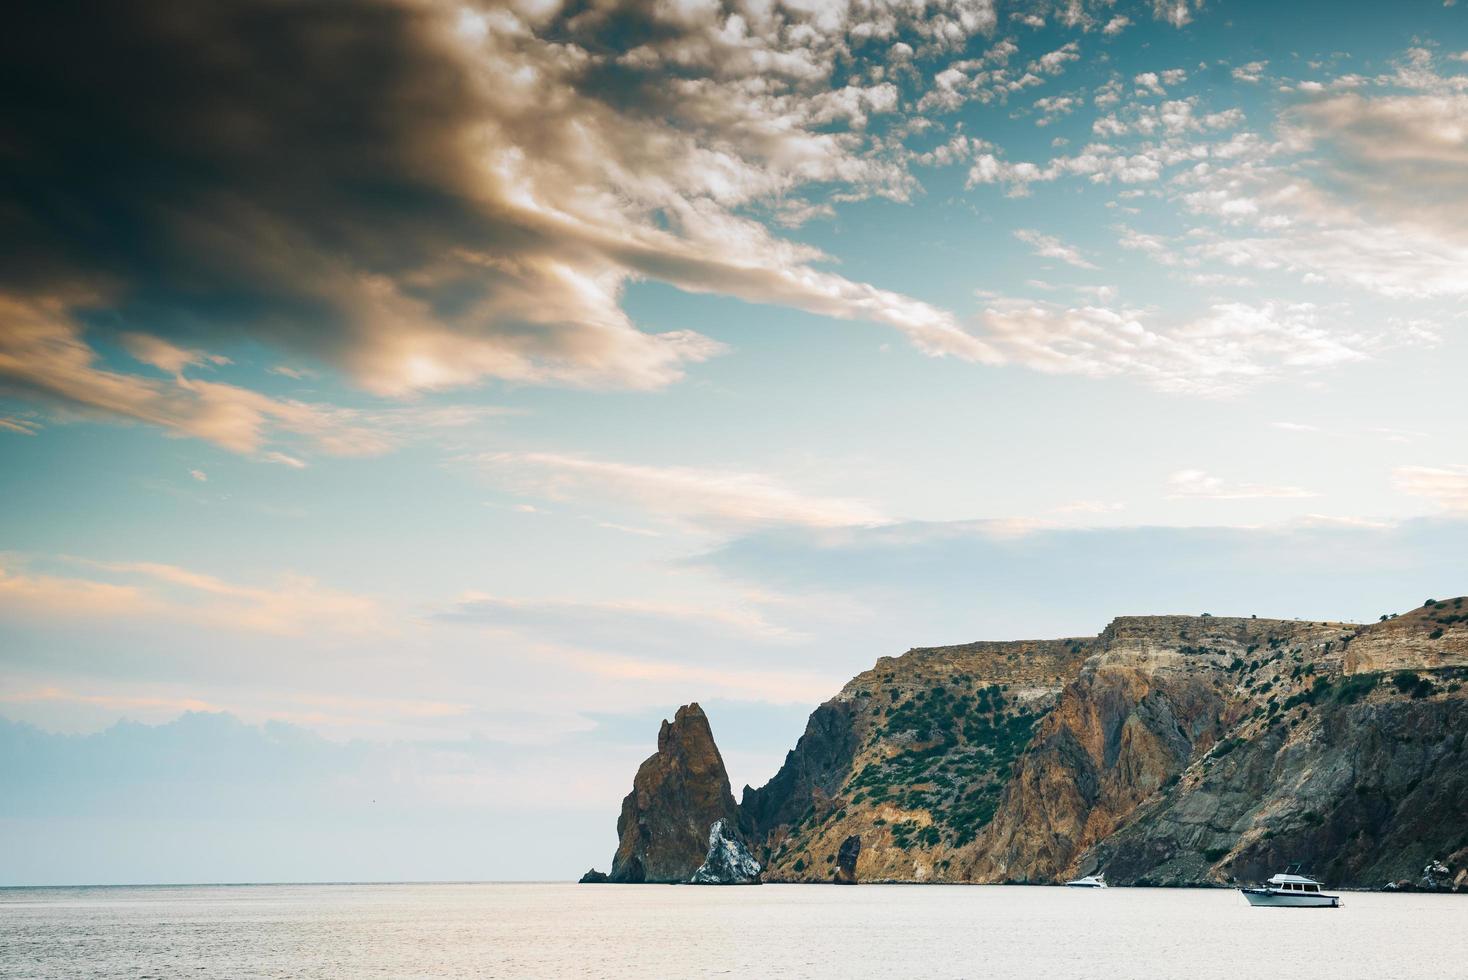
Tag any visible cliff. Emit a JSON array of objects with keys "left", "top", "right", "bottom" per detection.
[
  {"left": 744, "top": 638, "right": 1091, "bottom": 882},
  {"left": 609, "top": 702, "right": 741, "bottom": 883},
  {"left": 600, "top": 598, "right": 1468, "bottom": 888}
]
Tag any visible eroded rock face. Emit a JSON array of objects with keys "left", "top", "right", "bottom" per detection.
[
  {"left": 967, "top": 616, "right": 1329, "bottom": 883},
  {"left": 833, "top": 835, "right": 861, "bottom": 884},
  {"left": 690, "top": 819, "right": 762, "bottom": 884},
  {"left": 609, "top": 703, "right": 740, "bottom": 883},
  {"left": 1089, "top": 695, "right": 1468, "bottom": 887}
]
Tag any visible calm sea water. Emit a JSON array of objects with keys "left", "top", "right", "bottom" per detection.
[{"left": 2, "top": 882, "right": 1464, "bottom": 979}]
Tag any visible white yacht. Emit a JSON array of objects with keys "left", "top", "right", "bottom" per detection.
[
  {"left": 1064, "top": 873, "right": 1107, "bottom": 888},
  {"left": 1241, "top": 871, "right": 1340, "bottom": 908}
]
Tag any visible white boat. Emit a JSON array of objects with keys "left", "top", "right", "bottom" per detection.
[
  {"left": 1065, "top": 873, "right": 1107, "bottom": 888},
  {"left": 1241, "top": 872, "right": 1340, "bottom": 908}
]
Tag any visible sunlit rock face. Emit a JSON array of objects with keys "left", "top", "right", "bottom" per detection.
[
  {"left": 689, "top": 819, "right": 761, "bottom": 885},
  {"left": 746, "top": 638, "right": 1091, "bottom": 883},
  {"left": 609, "top": 703, "right": 741, "bottom": 883},
  {"left": 604, "top": 599, "right": 1468, "bottom": 889}
]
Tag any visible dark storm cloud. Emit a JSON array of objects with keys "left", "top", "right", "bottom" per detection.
[
  {"left": 0, "top": 0, "right": 1009, "bottom": 411},
  {"left": 3, "top": 0, "right": 486, "bottom": 312}
]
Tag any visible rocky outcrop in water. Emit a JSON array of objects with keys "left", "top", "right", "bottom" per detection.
[
  {"left": 600, "top": 598, "right": 1468, "bottom": 888},
  {"left": 833, "top": 835, "right": 861, "bottom": 884},
  {"left": 609, "top": 703, "right": 741, "bottom": 883},
  {"left": 578, "top": 868, "right": 609, "bottom": 883},
  {"left": 690, "top": 819, "right": 762, "bottom": 884}
]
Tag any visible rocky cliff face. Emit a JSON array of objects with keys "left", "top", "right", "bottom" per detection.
[
  {"left": 969, "top": 616, "right": 1343, "bottom": 881},
  {"left": 745, "top": 638, "right": 1091, "bottom": 882},
  {"left": 609, "top": 702, "right": 741, "bottom": 883},
  {"left": 602, "top": 599, "right": 1468, "bottom": 888}
]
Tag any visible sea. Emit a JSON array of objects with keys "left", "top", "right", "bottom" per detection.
[{"left": 2, "top": 882, "right": 1464, "bottom": 979}]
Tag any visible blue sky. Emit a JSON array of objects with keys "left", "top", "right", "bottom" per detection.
[{"left": 1, "top": 0, "right": 1466, "bottom": 883}]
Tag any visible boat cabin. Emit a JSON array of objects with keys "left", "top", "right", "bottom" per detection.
[{"left": 1267, "top": 873, "right": 1322, "bottom": 892}]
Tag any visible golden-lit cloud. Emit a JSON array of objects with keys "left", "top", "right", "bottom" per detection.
[{"left": 0, "top": 555, "right": 383, "bottom": 636}]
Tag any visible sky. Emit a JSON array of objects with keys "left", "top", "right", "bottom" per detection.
[{"left": 1, "top": 0, "right": 1466, "bottom": 885}]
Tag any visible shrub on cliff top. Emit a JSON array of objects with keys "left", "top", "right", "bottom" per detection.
[
  {"left": 1333, "top": 672, "right": 1379, "bottom": 704},
  {"left": 1392, "top": 670, "right": 1434, "bottom": 698}
]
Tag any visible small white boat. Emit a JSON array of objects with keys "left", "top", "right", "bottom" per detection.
[
  {"left": 1065, "top": 873, "right": 1107, "bottom": 888},
  {"left": 1241, "top": 871, "right": 1340, "bottom": 908}
]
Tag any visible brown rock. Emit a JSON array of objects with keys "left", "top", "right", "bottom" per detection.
[{"left": 609, "top": 703, "right": 740, "bottom": 883}]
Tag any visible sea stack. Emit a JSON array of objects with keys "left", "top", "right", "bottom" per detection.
[{"left": 609, "top": 703, "right": 742, "bottom": 883}]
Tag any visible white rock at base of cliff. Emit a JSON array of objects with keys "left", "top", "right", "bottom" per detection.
[{"left": 690, "top": 820, "right": 762, "bottom": 885}]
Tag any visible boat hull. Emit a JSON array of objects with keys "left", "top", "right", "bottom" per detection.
[{"left": 1241, "top": 888, "right": 1340, "bottom": 908}]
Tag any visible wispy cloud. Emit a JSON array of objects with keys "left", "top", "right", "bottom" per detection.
[
  {"left": 1014, "top": 229, "right": 1098, "bottom": 269},
  {"left": 1393, "top": 465, "right": 1468, "bottom": 513},
  {"left": 0, "top": 555, "right": 383, "bottom": 636},
  {"left": 0, "top": 417, "right": 42, "bottom": 436},
  {"left": 1167, "top": 469, "right": 1318, "bottom": 500},
  {"left": 437, "top": 592, "right": 802, "bottom": 644},
  {"left": 0, "top": 295, "right": 392, "bottom": 459},
  {"left": 975, "top": 300, "right": 1370, "bottom": 395},
  {"left": 471, "top": 451, "right": 889, "bottom": 532}
]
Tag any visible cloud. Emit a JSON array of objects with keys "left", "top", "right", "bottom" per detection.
[
  {"left": 1150, "top": 1, "right": 1203, "bottom": 28},
  {"left": 189, "top": 469, "right": 208, "bottom": 482},
  {"left": 1166, "top": 469, "right": 1317, "bottom": 500},
  {"left": 0, "top": 0, "right": 1011, "bottom": 407},
  {"left": 1029, "top": 94, "right": 1083, "bottom": 127},
  {"left": 1393, "top": 466, "right": 1468, "bottom": 513},
  {"left": 0, "top": 416, "right": 42, "bottom": 436},
  {"left": 1102, "top": 16, "right": 1132, "bottom": 35},
  {"left": 1232, "top": 60, "right": 1268, "bottom": 83},
  {"left": 0, "top": 555, "right": 382, "bottom": 636},
  {"left": 471, "top": 451, "right": 889, "bottom": 532},
  {"left": 1135, "top": 71, "right": 1167, "bottom": 96},
  {"left": 1283, "top": 85, "right": 1468, "bottom": 243},
  {"left": 262, "top": 451, "right": 307, "bottom": 469},
  {"left": 1014, "top": 229, "right": 1098, "bottom": 269},
  {"left": 975, "top": 299, "right": 1370, "bottom": 395},
  {"left": 1125, "top": 49, "right": 1468, "bottom": 303},
  {"left": 0, "top": 561, "right": 151, "bottom": 619},
  {"left": 118, "top": 334, "right": 230, "bottom": 375},
  {"left": 436, "top": 592, "right": 802, "bottom": 645},
  {"left": 0, "top": 295, "right": 393, "bottom": 457}
]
